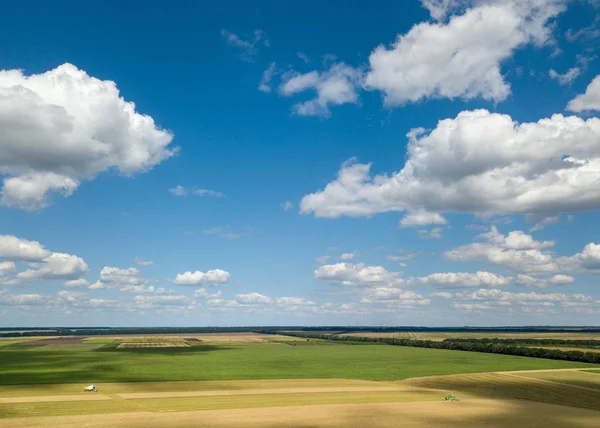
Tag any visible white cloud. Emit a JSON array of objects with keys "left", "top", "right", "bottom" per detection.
[
  {"left": 282, "top": 200, "right": 294, "bottom": 211},
  {"left": 316, "top": 255, "right": 331, "bottom": 265},
  {"left": 0, "top": 235, "right": 51, "bottom": 261},
  {"left": 259, "top": 62, "right": 276, "bottom": 93},
  {"left": 297, "top": 52, "right": 310, "bottom": 64},
  {"left": 221, "top": 29, "right": 269, "bottom": 62},
  {"left": 429, "top": 291, "right": 453, "bottom": 299},
  {"left": 90, "top": 267, "right": 146, "bottom": 290},
  {"left": 366, "top": 1, "right": 565, "bottom": 106},
  {"left": 0, "top": 261, "right": 16, "bottom": 276},
  {"left": 170, "top": 186, "right": 225, "bottom": 198},
  {"left": 516, "top": 273, "right": 574, "bottom": 288},
  {"left": 17, "top": 252, "right": 87, "bottom": 281},
  {"left": 419, "top": 0, "right": 470, "bottom": 21},
  {"left": 300, "top": 110, "right": 600, "bottom": 220},
  {"left": 399, "top": 211, "right": 447, "bottom": 227},
  {"left": 120, "top": 285, "right": 167, "bottom": 294},
  {"left": 134, "top": 294, "right": 189, "bottom": 309},
  {"left": 192, "top": 188, "right": 225, "bottom": 197},
  {"left": 549, "top": 67, "right": 580, "bottom": 85},
  {"left": 0, "top": 290, "right": 46, "bottom": 306},
  {"left": 134, "top": 257, "right": 154, "bottom": 266},
  {"left": 194, "top": 288, "right": 222, "bottom": 299},
  {"left": 567, "top": 74, "right": 600, "bottom": 111},
  {"left": 445, "top": 226, "right": 559, "bottom": 274},
  {"left": 279, "top": 63, "right": 363, "bottom": 117},
  {"left": 235, "top": 292, "right": 272, "bottom": 305},
  {"left": 558, "top": 243, "right": 600, "bottom": 273},
  {"left": 339, "top": 252, "right": 356, "bottom": 261},
  {"left": 275, "top": 296, "right": 314, "bottom": 306},
  {"left": 172, "top": 269, "right": 231, "bottom": 285},
  {"left": 0, "top": 63, "right": 175, "bottom": 210},
  {"left": 64, "top": 279, "right": 90, "bottom": 288},
  {"left": 169, "top": 185, "right": 187, "bottom": 196},
  {"left": 360, "top": 287, "right": 431, "bottom": 307},
  {"left": 314, "top": 262, "right": 405, "bottom": 287},
  {"left": 419, "top": 271, "right": 512, "bottom": 288},
  {"left": 417, "top": 227, "right": 444, "bottom": 239}
]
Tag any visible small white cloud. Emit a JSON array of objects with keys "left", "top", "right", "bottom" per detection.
[
  {"left": 417, "top": 227, "right": 444, "bottom": 239},
  {"left": 192, "top": 189, "right": 225, "bottom": 197},
  {"left": 0, "top": 261, "right": 17, "bottom": 276},
  {"left": 315, "top": 262, "right": 405, "bottom": 287},
  {"left": 339, "top": 252, "right": 356, "bottom": 261},
  {"left": 64, "top": 279, "right": 90, "bottom": 289},
  {"left": 282, "top": 200, "right": 294, "bottom": 211},
  {"left": 316, "top": 255, "right": 331, "bottom": 265},
  {"left": 221, "top": 29, "right": 269, "bottom": 62},
  {"left": 90, "top": 267, "right": 146, "bottom": 290},
  {"left": 259, "top": 62, "right": 277, "bottom": 93},
  {"left": 172, "top": 269, "right": 231, "bottom": 286},
  {"left": 297, "top": 52, "right": 310, "bottom": 64},
  {"left": 169, "top": 185, "right": 187, "bottom": 197},
  {"left": 419, "top": 271, "right": 512, "bottom": 289},
  {"left": 134, "top": 257, "right": 154, "bottom": 266},
  {"left": 549, "top": 67, "right": 580, "bottom": 85},
  {"left": 399, "top": 211, "right": 447, "bottom": 227}
]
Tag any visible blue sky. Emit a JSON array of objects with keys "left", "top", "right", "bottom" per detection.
[{"left": 1, "top": 0, "right": 600, "bottom": 326}]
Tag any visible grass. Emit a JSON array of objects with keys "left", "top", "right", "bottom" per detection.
[{"left": 0, "top": 341, "right": 597, "bottom": 385}]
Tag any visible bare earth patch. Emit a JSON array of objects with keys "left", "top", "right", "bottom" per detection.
[{"left": 117, "top": 342, "right": 190, "bottom": 349}]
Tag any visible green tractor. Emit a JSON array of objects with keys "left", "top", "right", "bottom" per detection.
[{"left": 444, "top": 394, "right": 457, "bottom": 401}]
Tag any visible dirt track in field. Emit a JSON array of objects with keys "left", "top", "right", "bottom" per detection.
[
  {"left": 17, "top": 337, "right": 86, "bottom": 345},
  {"left": 0, "top": 394, "right": 111, "bottom": 404},
  {"left": 4, "top": 399, "right": 600, "bottom": 428},
  {"left": 117, "top": 386, "right": 423, "bottom": 399}
]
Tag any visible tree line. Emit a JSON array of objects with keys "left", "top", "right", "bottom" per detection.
[{"left": 270, "top": 331, "right": 600, "bottom": 364}]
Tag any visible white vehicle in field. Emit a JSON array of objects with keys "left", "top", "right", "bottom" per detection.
[{"left": 83, "top": 385, "right": 98, "bottom": 392}]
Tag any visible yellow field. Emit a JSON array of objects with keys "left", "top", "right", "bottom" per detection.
[{"left": 1, "top": 371, "right": 599, "bottom": 426}]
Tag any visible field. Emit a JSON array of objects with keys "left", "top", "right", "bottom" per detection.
[{"left": 1, "top": 332, "right": 599, "bottom": 426}]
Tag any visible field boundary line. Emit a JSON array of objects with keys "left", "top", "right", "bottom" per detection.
[
  {"left": 116, "top": 386, "right": 423, "bottom": 399},
  {"left": 0, "top": 394, "right": 112, "bottom": 404}
]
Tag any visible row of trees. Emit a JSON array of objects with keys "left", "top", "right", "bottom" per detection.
[
  {"left": 443, "top": 338, "right": 600, "bottom": 348},
  {"left": 274, "top": 331, "right": 600, "bottom": 364}
]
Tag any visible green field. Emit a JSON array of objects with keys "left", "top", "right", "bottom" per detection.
[{"left": 1, "top": 341, "right": 597, "bottom": 385}]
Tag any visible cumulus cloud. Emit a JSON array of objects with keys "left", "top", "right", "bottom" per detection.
[
  {"left": 567, "top": 74, "right": 600, "bottom": 111},
  {"left": 419, "top": 271, "right": 512, "bottom": 288},
  {"left": 339, "top": 252, "right": 356, "bottom": 261},
  {"left": 17, "top": 253, "right": 88, "bottom": 282},
  {"left": 0, "top": 235, "right": 51, "bottom": 261},
  {"left": 90, "top": 267, "right": 147, "bottom": 290},
  {"left": 0, "top": 63, "right": 176, "bottom": 210},
  {"left": 360, "top": 287, "right": 431, "bottom": 307},
  {"left": 558, "top": 243, "right": 600, "bottom": 273},
  {"left": 169, "top": 185, "right": 187, "bottom": 196},
  {"left": 549, "top": 67, "right": 580, "bottom": 85},
  {"left": 134, "top": 294, "right": 189, "bottom": 309},
  {"left": 0, "top": 289, "right": 46, "bottom": 306},
  {"left": 445, "top": 226, "right": 559, "bottom": 274},
  {"left": 300, "top": 110, "right": 600, "bottom": 221},
  {"left": 281, "top": 200, "right": 294, "bottom": 211},
  {"left": 516, "top": 273, "right": 574, "bottom": 288},
  {"left": 235, "top": 292, "right": 272, "bottom": 305},
  {"left": 172, "top": 269, "right": 230, "bottom": 285},
  {"left": 314, "top": 262, "right": 405, "bottom": 287},
  {"left": 366, "top": 1, "right": 565, "bottom": 105},
  {"left": 279, "top": 63, "right": 363, "bottom": 117},
  {"left": 0, "top": 261, "right": 16, "bottom": 276},
  {"left": 316, "top": 255, "right": 331, "bottom": 265},
  {"left": 193, "top": 189, "right": 225, "bottom": 197}
]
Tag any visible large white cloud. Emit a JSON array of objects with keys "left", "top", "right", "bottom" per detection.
[
  {"left": 314, "top": 262, "right": 405, "bottom": 287},
  {"left": 558, "top": 243, "right": 600, "bottom": 273},
  {"left": 0, "top": 235, "right": 51, "bottom": 261},
  {"left": 301, "top": 110, "right": 600, "bottom": 221},
  {"left": 0, "top": 63, "right": 176, "bottom": 210},
  {"left": 17, "top": 253, "right": 87, "bottom": 281},
  {"left": 172, "top": 269, "right": 230, "bottom": 285},
  {"left": 567, "top": 74, "right": 600, "bottom": 112},
  {"left": 366, "top": 1, "right": 565, "bottom": 105}
]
